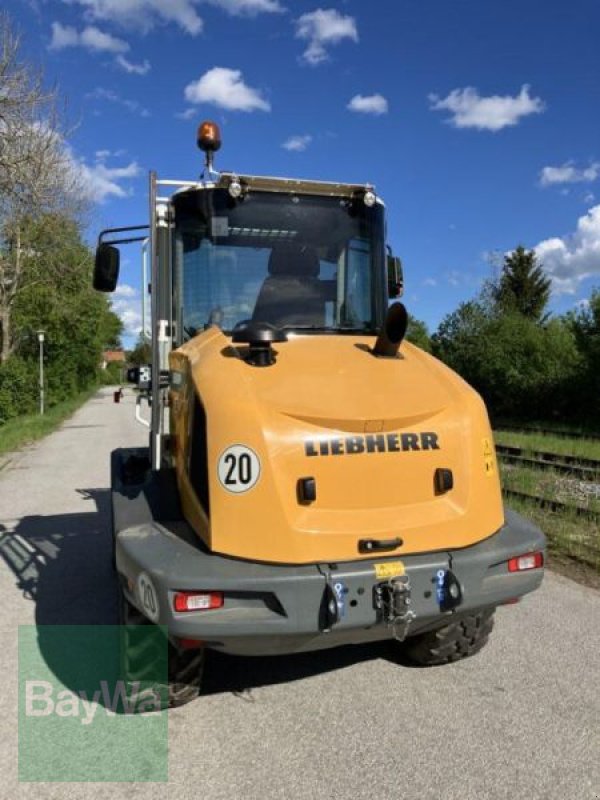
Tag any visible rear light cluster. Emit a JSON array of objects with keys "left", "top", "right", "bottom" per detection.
[
  {"left": 508, "top": 552, "right": 544, "bottom": 572},
  {"left": 173, "top": 591, "right": 223, "bottom": 612}
]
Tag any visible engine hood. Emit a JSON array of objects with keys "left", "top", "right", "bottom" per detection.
[{"left": 170, "top": 329, "right": 503, "bottom": 564}]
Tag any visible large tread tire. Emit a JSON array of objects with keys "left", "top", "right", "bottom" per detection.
[
  {"left": 119, "top": 587, "right": 204, "bottom": 708},
  {"left": 403, "top": 608, "right": 495, "bottom": 666}
]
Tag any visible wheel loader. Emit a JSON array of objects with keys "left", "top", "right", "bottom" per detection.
[{"left": 94, "top": 122, "right": 545, "bottom": 706}]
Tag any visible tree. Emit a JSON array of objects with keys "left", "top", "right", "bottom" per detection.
[
  {"left": 0, "top": 213, "right": 122, "bottom": 417},
  {"left": 405, "top": 315, "right": 432, "bottom": 352},
  {"left": 0, "top": 14, "right": 83, "bottom": 362},
  {"left": 128, "top": 333, "right": 152, "bottom": 365},
  {"left": 565, "top": 290, "right": 600, "bottom": 423},
  {"left": 432, "top": 300, "right": 489, "bottom": 376},
  {"left": 490, "top": 246, "right": 551, "bottom": 322},
  {"left": 433, "top": 304, "right": 581, "bottom": 421}
]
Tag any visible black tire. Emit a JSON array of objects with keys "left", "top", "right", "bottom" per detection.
[
  {"left": 119, "top": 587, "right": 204, "bottom": 708},
  {"left": 403, "top": 608, "right": 495, "bottom": 666}
]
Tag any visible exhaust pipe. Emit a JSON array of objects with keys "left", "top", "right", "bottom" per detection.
[{"left": 373, "top": 302, "right": 408, "bottom": 358}]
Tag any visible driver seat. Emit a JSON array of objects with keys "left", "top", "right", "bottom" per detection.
[{"left": 252, "top": 244, "right": 326, "bottom": 328}]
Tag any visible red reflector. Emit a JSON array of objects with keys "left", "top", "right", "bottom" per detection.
[
  {"left": 173, "top": 591, "right": 223, "bottom": 612},
  {"left": 177, "top": 638, "right": 204, "bottom": 650},
  {"left": 508, "top": 552, "right": 544, "bottom": 572}
]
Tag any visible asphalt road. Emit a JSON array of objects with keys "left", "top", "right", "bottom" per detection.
[{"left": 1, "top": 387, "right": 599, "bottom": 799}]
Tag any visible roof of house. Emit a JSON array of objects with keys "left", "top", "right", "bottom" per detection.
[{"left": 103, "top": 350, "right": 125, "bottom": 363}]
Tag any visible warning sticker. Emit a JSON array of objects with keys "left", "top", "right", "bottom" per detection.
[
  {"left": 482, "top": 437, "right": 495, "bottom": 477},
  {"left": 374, "top": 561, "right": 405, "bottom": 580}
]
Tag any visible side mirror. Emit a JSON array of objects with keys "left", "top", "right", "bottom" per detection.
[
  {"left": 93, "top": 243, "right": 120, "bottom": 292},
  {"left": 387, "top": 254, "right": 404, "bottom": 298},
  {"left": 127, "top": 365, "right": 151, "bottom": 389}
]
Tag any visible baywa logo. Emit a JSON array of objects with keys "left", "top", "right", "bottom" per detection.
[
  {"left": 19, "top": 625, "right": 168, "bottom": 782},
  {"left": 25, "top": 679, "right": 162, "bottom": 725}
]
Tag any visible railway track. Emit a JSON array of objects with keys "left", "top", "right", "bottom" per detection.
[
  {"left": 494, "top": 424, "right": 600, "bottom": 442},
  {"left": 502, "top": 487, "right": 600, "bottom": 523},
  {"left": 495, "top": 445, "right": 600, "bottom": 481}
]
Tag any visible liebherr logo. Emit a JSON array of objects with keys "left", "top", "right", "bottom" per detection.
[{"left": 304, "top": 431, "right": 440, "bottom": 457}]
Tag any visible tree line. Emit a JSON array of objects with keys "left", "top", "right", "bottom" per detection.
[
  {"left": 0, "top": 14, "right": 121, "bottom": 424},
  {"left": 406, "top": 247, "right": 600, "bottom": 427}
]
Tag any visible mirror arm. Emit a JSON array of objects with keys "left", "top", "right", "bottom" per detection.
[
  {"left": 100, "top": 235, "right": 148, "bottom": 246},
  {"left": 98, "top": 225, "right": 149, "bottom": 248}
]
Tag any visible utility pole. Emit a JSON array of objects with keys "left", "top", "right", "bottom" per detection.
[{"left": 37, "top": 330, "right": 45, "bottom": 415}]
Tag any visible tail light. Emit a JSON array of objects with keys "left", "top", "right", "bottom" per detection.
[
  {"left": 508, "top": 552, "right": 544, "bottom": 573},
  {"left": 173, "top": 591, "right": 223, "bottom": 612}
]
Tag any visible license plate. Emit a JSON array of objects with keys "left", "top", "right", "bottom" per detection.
[{"left": 374, "top": 561, "right": 405, "bottom": 580}]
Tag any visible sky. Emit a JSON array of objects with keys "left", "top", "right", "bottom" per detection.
[{"left": 5, "top": 0, "right": 600, "bottom": 345}]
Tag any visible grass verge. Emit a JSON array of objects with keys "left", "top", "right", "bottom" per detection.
[
  {"left": 0, "top": 384, "right": 100, "bottom": 460},
  {"left": 494, "top": 429, "right": 600, "bottom": 460},
  {"left": 505, "top": 495, "right": 600, "bottom": 589},
  {"left": 500, "top": 462, "right": 600, "bottom": 513}
]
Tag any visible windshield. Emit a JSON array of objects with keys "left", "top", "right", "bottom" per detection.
[{"left": 172, "top": 188, "right": 385, "bottom": 342}]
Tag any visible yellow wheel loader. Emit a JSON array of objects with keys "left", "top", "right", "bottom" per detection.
[{"left": 94, "top": 122, "right": 545, "bottom": 707}]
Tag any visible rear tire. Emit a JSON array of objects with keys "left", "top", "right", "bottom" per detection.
[
  {"left": 119, "top": 586, "right": 204, "bottom": 708},
  {"left": 403, "top": 608, "right": 495, "bottom": 666}
]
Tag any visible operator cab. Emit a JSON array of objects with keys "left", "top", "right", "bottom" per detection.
[{"left": 171, "top": 182, "right": 388, "bottom": 345}]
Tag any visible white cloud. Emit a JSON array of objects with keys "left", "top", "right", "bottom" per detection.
[
  {"left": 347, "top": 93, "right": 388, "bottom": 115},
  {"left": 176, "top": 107, "right": 197, "bottom": 120},
  {"left": 282, "top": 134, "right": 312, "bottom": 152},
  {"left": 295, "top": 9, "right": 358, "bottom": 65},
  {"left": 72, "top": 160, "right": 141, "bottom": 203},
  {"left": 429, "top": 84, "right": 544, "bottom": 131},
  {"left": 184, "top": 67, "right": 270, "bottom": 112},
  {"left": 423, "top": 277, "right": 438, "bottom": 287},
  {"left": 116, "top": 55, "right": 151, "bottom": 75},
  {"left": 63, "top": 143, "right": 140, "bottom": 203},
  {"left": 534, "top": 204, "right": 600, "bottom": 294},
  {"left": 539, "top": 161, "right": 600, "bottom": 187},
  {"left": 48, "top": 21, "right": 79, "bottom": 49},
  {"left": 63, "top": 0, "right": 205, "bottom": 35},
  {"left": 87, "top": 87, "right": 150, "bottom": 117},
  {"left": 112, "top": 294, "right": 142, "bottom": 336},
  {"left": 95, "top": 148, "right": 126, "bottom": 160},
  {"left": 204, "top": 0, "right": 284, "bottom": 15},
  {"left": 49, "top": 21, "right": 129, "bottom": 53},
  {"left": 114, "top": 283, "right": 138, "bottom": 298}
]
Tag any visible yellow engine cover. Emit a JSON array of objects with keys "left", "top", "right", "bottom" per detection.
[{"left": 169, "top": 329, "right": 503, "bottom": 565}]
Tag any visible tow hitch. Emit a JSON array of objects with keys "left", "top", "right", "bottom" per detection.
[{"left": 374, "top": 575, "right": 416, "bottom": 642}]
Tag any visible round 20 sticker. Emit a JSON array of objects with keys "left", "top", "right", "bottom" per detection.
[
  {"left": 218, "top": 445, "right": 261, "bottom": 493},
  {"left": 137, "top": 571, "right": 160, "bottom": 622}
]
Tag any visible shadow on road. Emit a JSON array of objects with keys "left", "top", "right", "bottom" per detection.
[
  {"left": 0, "top": 488, "right": 117, "bottom": 625},
  {"left": 1, "top": 490, "right": 403, "bottom": 702}
]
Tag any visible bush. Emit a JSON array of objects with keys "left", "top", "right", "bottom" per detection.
[
  {"left": 98, "top": 362, "right": 124, "bottom": 385},
  {"left": 434, "top": 308, "right": 582, "bottom": 421},
  {"left": 0, "top": 356, "right": 39, "bottom": 423}
]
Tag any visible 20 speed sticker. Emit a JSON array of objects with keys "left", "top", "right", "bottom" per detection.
[
  {"left": 218, "top": 445, "right": 261, "bottom": 493},
  {"left": 137, "top": 571, "right": 160, "bottom": 622}
]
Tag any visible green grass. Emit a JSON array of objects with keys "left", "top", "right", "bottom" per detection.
[
  {"left": 500, "top": 463, "right": 600, "bottom": 513},
  {"left": 0, "top": 385, "right": 100, "bottom": 459},
  {"left": 505, "top": 494, "right": 600, "bottom": 573},
  {"left": 494, "top": 429, "right": 600, "bottom": 460},
  {"left": 501, "top": 462, "right": 600, "bottom": 573}
]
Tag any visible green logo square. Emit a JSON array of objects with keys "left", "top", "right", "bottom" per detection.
[{"left": 19, "top": 625, "right": 168, "bottom": 782}]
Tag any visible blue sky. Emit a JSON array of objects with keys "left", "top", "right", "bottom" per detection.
[{"left": 6, "top": 0, "right": 600, "bottom": 344}]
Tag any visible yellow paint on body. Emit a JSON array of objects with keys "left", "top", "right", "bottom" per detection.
[{"left": 169, "top": 329, "right": 504, "bottom": 564}]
